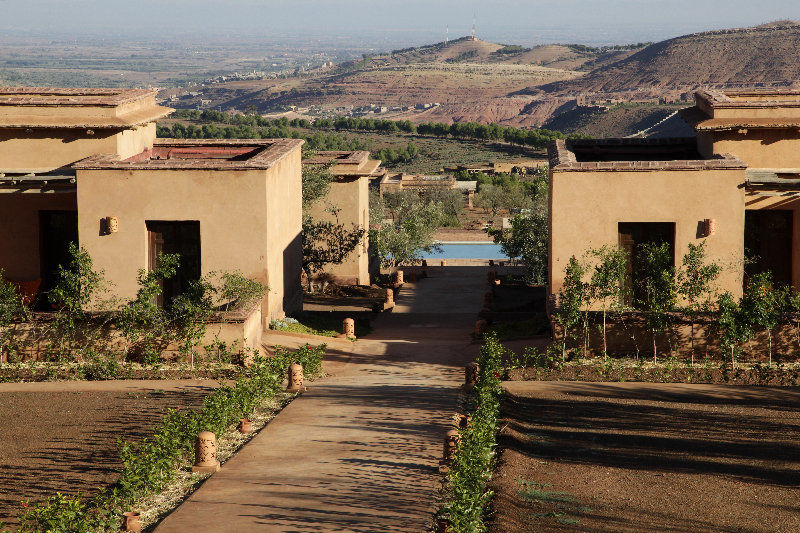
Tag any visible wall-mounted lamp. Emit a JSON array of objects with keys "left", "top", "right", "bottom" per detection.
[
  {"left": 703, "top": 218, "right": 717, "bottom": 237},
  {"left": 103, "top": 216, "right": 119, "bottom": 235}
]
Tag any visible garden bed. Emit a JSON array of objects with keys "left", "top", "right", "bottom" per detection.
[
  {"left": 0, "top": 381, "right": 213, "bottom": 526},
  {"left": 490, "top": 380, "right": 800, "bottom": 532}
]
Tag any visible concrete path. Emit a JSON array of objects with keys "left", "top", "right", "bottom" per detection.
[{"left": 155, "top": 266, "right": 488, "bottom": 533}]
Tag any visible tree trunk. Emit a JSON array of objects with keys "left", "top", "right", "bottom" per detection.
[
  {"left": 690, "top": 321, "right": 695, "bottom": 367},
  {"left": 652, "top": 328, "right": 657, "bottom": 364},
  {"left": 768, "top": 329, "right": 773, "bottom": 367},
  {"left": 602, "top": 308, "right": 607, "bottom": 356}
]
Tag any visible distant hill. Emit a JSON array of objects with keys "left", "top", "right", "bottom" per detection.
[{"left": 546, "top": 21, "right": 800, "bottom": 94}]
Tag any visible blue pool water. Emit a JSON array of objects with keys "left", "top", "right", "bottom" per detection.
[{"left": 421, "top": 242, "right": 509, "bottom": 260}]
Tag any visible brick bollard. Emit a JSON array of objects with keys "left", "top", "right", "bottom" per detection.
[
  {"left": 394, "top": 270, "right": 404, "bottom": 285},
  {"left": 192, "top": 431, "right": 221, "bottom": 473},
  {"left": 483, "top": 291, "right": 493, "bottom": 307},
  {"left": 422, "top": 259, "right": 428, "bottom": 267},
  {"left": 489, "top": 259, "right": 494, "bottom": 266},
  {"left": 121, "top": 511, "right": 141, "bottom": 533},
  {"left": 487, "top": 270, "right": 497, "bottom": 283},
  {"left": 287, "top": 363, "right": 306, "bottom": 392},
  {"left": 443, "top": 429, "right": 461, "bottom": 464},
  {"left": 238, "top": 418, "right": 252, "bottom": 434},
  {"left": 441, "top": 260, "right": 447, "bottom": 267},
  {"left": 475, "top": 319, "right": 488, "bottom": 336},
  {"left": 385, "top": 288, "right": 394, "bottom": 306},
  {"left": 465, "top": 362, "right": 480, "bottom": 388},
  {"left": 343, "top": 317, "right": 356, "bottom": 338}
]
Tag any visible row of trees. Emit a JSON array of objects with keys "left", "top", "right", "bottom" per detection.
[
  {"left": 0, "top": 248, "right": 266, "bottom": 365},
  {"left": 553, "top": 241, "right": 798, "bottom": 367},
  {"left": 165, "top": 108, "right": 581, "bottom": 149}
]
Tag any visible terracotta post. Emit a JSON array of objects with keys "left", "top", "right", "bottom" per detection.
[
  {"left": 465, "top": 362, "right": 479, "bottom": 388},
  {"left": 394, "top": 270, "right": 404, "bottom": 285},
  {"left": 487, "top": 270, "right": 496, "bottom": 283},
  {"left": 343, "top": 318, "right": 356, "bottom": 338},
  {"left": 192, "top": 431, "right": 221, "bottom": 473},
  {"left": 121, "top": 511, "right": 141, "bottom": 533},
  {"left": 385, "top": 288, "right": 394, "bottom": 305},
  {"left": 422, "top": 259, "right": 428, "bottom": 267},
  {"left": 238, "top": 418, "right": 252, "bottom": 434},
  {"left": 475, "top": 319, "right": 488, "bottom": 336},
  {"left": 441, "top": 260, "right": 447, "bottom": 267},
  {"left": 287, "top": 363, "right": 306, "bottom": 392},
  {"left": 443, "top": 429, "right": 461, "bottom": 464}
]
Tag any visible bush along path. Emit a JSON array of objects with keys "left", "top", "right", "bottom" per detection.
[
  {"left": 437, "top": 334, "right": 504, "bottom": 533},
  {"left": 14, "top": 344, "right": 326, "bottom": 533}
]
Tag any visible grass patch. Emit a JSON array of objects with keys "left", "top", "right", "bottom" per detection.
[
  {"left": 519, "top": 481, "right": 577, "bottom": 504},
  {"left": 270, "top": 313, "right": 372, "bottom": 338},
  {"left": 486, "top": 314, "right": 550, "bottom": 340}
]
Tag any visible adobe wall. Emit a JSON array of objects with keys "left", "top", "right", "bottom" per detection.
[
  {"left": 0, "top": 192, "right": 77, "bottom": 281},
  {"left": 549, "top": 168, "right": 746, "bottom": 306},
  {"left": 551, "top": 312, "right": 800, "bottom": 362},
  {"left": 0, "top": 125, "right": 155, "bottom": 172},
  {"left": 699, "top": 129, "right": 800, "bottom": 168},
  {"left": 75, "top": 167, "right": 282, "bottom": 320},
  {"left": 264, "top": 150, "right": 304, "bottom": 319},
  {"left": 307, "top": 176, "right": 370, "bottom": 285}
]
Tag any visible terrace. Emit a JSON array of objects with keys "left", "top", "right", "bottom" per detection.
[
  {"left": 549, "top": 138, "right": 745, "bottom": 171},
  {"left": 72, "top": 139, "right": 304, "bottom": 170}
]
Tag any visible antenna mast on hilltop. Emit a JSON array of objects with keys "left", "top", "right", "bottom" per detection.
[
  {"left": 446, "top": 24, "right": 449, "bottom": 45},
  {"left": 471, "top": 14, "right": 476, "bottom": 41}
]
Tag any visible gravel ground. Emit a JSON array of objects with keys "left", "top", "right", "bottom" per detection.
[
  {"left": 0, "top": 380, "right": 218, "bottom": 524},
  {"left": 490, "top": 381, "right": 800, "bottom": 532}
]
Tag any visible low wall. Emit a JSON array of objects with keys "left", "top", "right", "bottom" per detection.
[
  {"left": 0, "top": 306, "right": 263, "bottom": 363},
  {"left": 550, "top": 311, "right": 800, "bottom": 362}
]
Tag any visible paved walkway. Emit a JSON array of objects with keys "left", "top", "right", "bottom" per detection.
[{"left": 156, "top": 266, "right": 488, "bottom": 533}]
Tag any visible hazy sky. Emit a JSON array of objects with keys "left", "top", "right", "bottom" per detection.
[{"left": 2, "top": 0, "right": 800, "bottom": 47}]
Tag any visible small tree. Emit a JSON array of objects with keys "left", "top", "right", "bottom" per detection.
[
  {"left": 487, "top": 210, "right": 548, "bottom": 284},
  {"left": 116, "top": 254, "right": 180, "bottom": 363},
  {"left": 588, "top": 246, "right": 627, "bottom": 356},
  {"left": 301, "top": 217, "right": 366, "bottom": 287},
  {"left": 739, "top": 271, "right": 784, "bottom": 366},
  {"left": 48, "top": 244, "right": 107, "bottom": 357},
  {"left": 715, "top": 291, "right": 749, "bottom": 369},
  {"left": 373, "top": 196, "right": 445, "bottom": 267},
  {"left": 0, "top": 272, "right": 30, "bottom": 359},
  {"left": 632, "top": 242, "right": 676, "bottom": 362},
  {"left": 553, "top": 256, "right": 587, "bottom": 359},
  {"left": 676, "top": 242, "right": 721, "bottom": 365}
]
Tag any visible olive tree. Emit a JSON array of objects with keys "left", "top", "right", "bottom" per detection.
[
  {"left": 676, "top": 242, "right": 721, "bottom": 365},
  {"left": 588, "top": 246, "right": 627, "bottom": 356}
]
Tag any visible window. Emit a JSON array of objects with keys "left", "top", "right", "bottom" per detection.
[
  {"left": 146, "top": 221, "right": 201, "bottom": 307},
  {"left": 618, "top": 222, "right": 675, "bottom": 305}
]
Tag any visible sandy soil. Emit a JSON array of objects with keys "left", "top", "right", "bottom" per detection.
[
  {"left": 0, "top": 380, "right": 218, "bottom": 524},
  {"left": 490, "top": 381, "right": 800, "bottom": 532}
]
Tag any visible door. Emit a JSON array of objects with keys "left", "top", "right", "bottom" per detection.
[
  {"left": 146, "top": 221, "right": 201, "bottom": 307},
  {"left": 618, "top": 222, "right": 675, "bottom": 306},
  {"left": 38, "top": 210, "right": 79, "bottom": 309},
  {"left": 745, "top": 210, "right": 792, "bottom": 287}
]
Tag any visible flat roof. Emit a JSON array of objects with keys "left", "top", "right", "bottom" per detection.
[
  {"left": 696, "top": 89, "right": 800, "bottom": 109},
  {"left": 72, "top": 139, "right": 304, "bottom": 171},
  {"left": 0, "top": 87, "right": 173, "bottom": 128},
  {"left": 685, "top": 88, "right": 800, "bottom": 131},
  {"left": 549, "top": 138, "right": 746, "bottom": 172},
  {"left": 303, "top": 150, "right": 384, "bottom": 178}
]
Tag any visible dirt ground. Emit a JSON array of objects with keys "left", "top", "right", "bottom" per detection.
[
  {"left": 0, "top": 380, "right": 218, "bottom": 524},
  {"left": 490, "top": 381, "right": 800, "bottom": 532}
]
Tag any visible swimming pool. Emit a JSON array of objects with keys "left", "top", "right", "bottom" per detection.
[{"left": 420, "top": 242, "right": 509, "bottom": 260}]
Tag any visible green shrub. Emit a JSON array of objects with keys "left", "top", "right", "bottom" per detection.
[{"left": 439, "top": 333, "right": 504, "bottom": 532}]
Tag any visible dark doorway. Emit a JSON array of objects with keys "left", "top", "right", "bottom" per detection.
[
  {"left": 146, "top": 221, "right": 201, "bottom": 307},
  {"left": 38, "top": 210, "right": 79, "bottom": 310},
  {"left": 618, "top": 222, "right": 675, "bottom": 305},
  {"left": 745, "top": 210, "right": 792, "bottom": 287}
]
